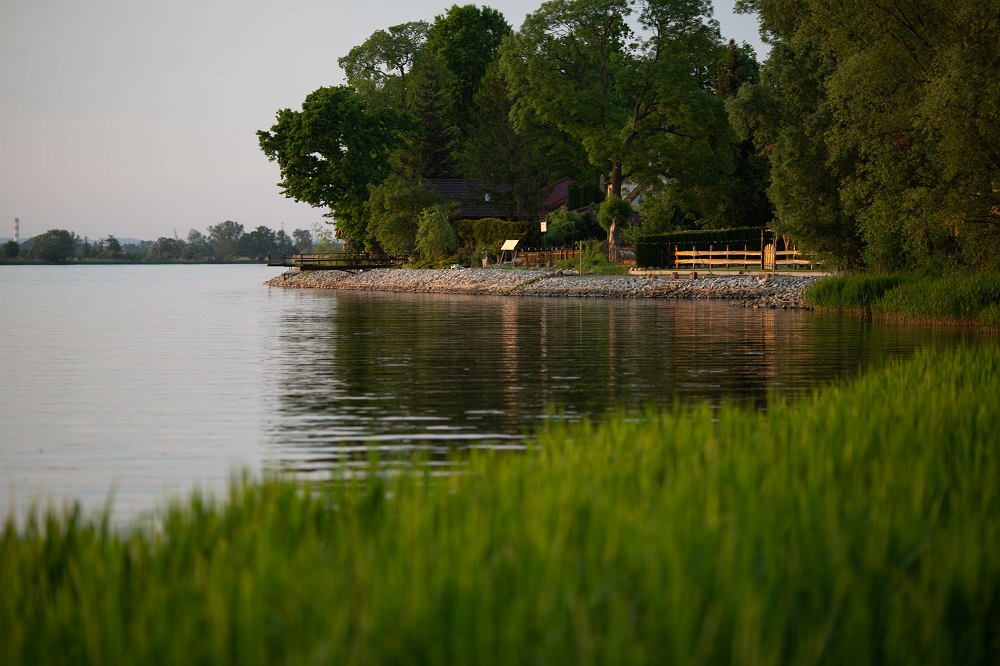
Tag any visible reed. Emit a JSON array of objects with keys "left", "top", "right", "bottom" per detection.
[
  {"left": 805, "top": 273, "right": 1000, "bottom": 326},
  {"left": 3, "top": 346, "right": 999, "bottom": 665}
]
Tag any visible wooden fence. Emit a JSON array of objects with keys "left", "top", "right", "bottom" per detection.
[{"left": 673, "top": 245, "right": 820, "bottom": 271}]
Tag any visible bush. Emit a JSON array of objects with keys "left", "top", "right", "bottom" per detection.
[
  {"left": 544, "top": 208, "right": 582, "bottom": 247},
  {"left": 415, "top": 206, "right": 459, "bottom": 262},
  {"left": 1, "top": 240, "right": 19, "bottom": 259}
]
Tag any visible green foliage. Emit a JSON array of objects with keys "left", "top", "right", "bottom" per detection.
[
  {"left": 237, "top": 226, "right": 279, "bottom": 261},
  {"left": 735, "top": 0, "right": 1000, "bottom": 271},
  {"left": 457, "top": 64, "right": 561, "bottom": 220},
  {"left": 145, "top": 237, "right": 186, "bottom": 261},
  {"left": 4, "top": 346, "right": 1000, "bottom": 664},
  {"left": 1, "top": 240, "right": 19, "bottom": 259},
  {"left": 634, "top": 227, "right": 764, "bottom": 267},
  {"left": 502, "top": 0, "right": 733, "bottom": 253},
  {"left": 366, "top": 175, "right": 443, "bottom": 256},
  {"left": 544, "top": 207, "right": 581, "bottom": 247},
  {"left": 414, "top": 205, "right": 458, "bottom": 261},
  {"left": 310, "top": 223, "right": 341, "bottom": 254},
  {"left": 28, "top": 229, "right": 78, "bottom": 262},
  {"left": 185, "top": 230, "right": 213, "bottom": 259},
  {"left": 425, "top": 5, "right": 512, "bottom": 133},
  {"left": 398, "top": 53, "right": 459, "bottom": 179},
  {"left": 291, "top": 228, "right": 313, "bottom": 254},
  {"left": 597, "top": 196, "right": 635, "bottom": 233},
  {"left": 257, "top": 86, "right": 412, "bottom": 248},
  {"left": 806, "top": 273, "right": 1000, "bottom": 326},
  {"left": 206, "top": 220, "right": 244, "bottom": 261},
  {"left": 338, "top": 21, "right": 429, "bottom": 110}
]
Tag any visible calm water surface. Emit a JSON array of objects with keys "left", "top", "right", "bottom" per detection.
[{"left": 0, "top": 264, "right": 983, "bottom": 521}]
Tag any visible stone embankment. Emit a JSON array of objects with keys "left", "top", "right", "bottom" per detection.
[{"left": 264, "top": 267, "right": 822, "bottom": 309}]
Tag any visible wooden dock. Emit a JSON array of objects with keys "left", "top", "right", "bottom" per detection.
[{"left": 266, "top": 253, "right": 405, "bottom": 272}]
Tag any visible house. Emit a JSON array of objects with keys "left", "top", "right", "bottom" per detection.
[
  {"left": 428, "top": 179, "right": 526, "bottom": 220},
  {"left": 428, "top": 177, "right": 597, "bottom": 221}
]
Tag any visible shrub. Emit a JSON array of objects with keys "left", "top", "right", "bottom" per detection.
[{"left": 415, "top": 206, "right": 459, "bottom": 262}]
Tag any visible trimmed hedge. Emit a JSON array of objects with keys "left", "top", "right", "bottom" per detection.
[
  {"left": 454, "top": 218, "right": 532, "bottom": 253},
  {"left": 635, "top": 227, "right": 765, "bottom": 268}
]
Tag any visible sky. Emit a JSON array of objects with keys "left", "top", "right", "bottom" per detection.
[{"left": 0, "top": 0, "right": 767, "bottom": 242}]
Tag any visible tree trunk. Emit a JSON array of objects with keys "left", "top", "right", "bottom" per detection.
[{"left": 608, "top": 161, "right": 623, "bottom": 262}]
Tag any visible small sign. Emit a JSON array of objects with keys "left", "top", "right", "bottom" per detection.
[{"left": 540, "top": 220, "right": 547, "bottom": 233}]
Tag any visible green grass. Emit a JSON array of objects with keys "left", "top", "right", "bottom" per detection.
[
  {"left": 805, "top": 273, "right": 1000, "bottom": 326},
  {"left": 3, "top": 346, "right": 1000, "bottom": 664}
]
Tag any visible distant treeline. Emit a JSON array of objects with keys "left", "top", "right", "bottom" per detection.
[{"left": 0, "top": 222, "right": 341, "bottom": 264}]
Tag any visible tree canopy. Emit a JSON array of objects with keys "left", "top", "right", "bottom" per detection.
[
  {"left": 731, "top": 0, "right": 1000, "bottom": 270},
  {"left": 257, "top": 86, "right": 411, "bottom": 249},
  {"left": 500, "top": 0, "right": 733, "bottom": 255}
]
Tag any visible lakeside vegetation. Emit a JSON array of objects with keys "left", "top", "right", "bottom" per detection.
[
  {"left": 4, "top": 344, "right": 999, "bottom": 664},
  {"left": 805, "top": 273, "right": 1000, "bottom": 327}
]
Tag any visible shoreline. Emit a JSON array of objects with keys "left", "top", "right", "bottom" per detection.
[{"left": 265, "top": 267, "right": 824, "bottom": 309}]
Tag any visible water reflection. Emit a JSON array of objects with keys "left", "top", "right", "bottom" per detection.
[{"left": 263, "top": 291, "right": 980, "bottom": 476}]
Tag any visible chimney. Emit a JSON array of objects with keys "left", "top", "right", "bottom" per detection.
[{"left": 14, "top": 218, "right": 19, "bottom": 241}]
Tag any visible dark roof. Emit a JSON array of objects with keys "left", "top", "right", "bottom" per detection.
[
  {"left": 428, "top": 179, "right": 522, "bottom": 220},
  {"left": 429, "top": 177, "right": 582, "bottom": 220}
]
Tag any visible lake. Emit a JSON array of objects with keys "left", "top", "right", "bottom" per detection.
[{"left": 0, "top": 264, "right": 983, "bottom": 522}]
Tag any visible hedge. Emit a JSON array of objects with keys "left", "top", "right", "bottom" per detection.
[{"left": 635, "top": 227, "right": 765, "bottom": 268}]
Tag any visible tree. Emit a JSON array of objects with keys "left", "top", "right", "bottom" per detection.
[
  {"left": 207, "top": 220, "right": 244, "bottom": 261},
  {"left": 502, "top": 0, "right": 731, "bottom": 259},
  {"left": 598, "top": 197, "right": 636, "bottom": 259},
  {"left": 415, "top": 205, "right": 459, "bottom": 262},
  {"left": 426, "top": 5, "right": 512, "bottom": 133},
  {"left": 366, "top": 174, "right": 444, "bottom": 256},
  {"left": 186, "top": 229, "right": 213, "bottom": 259},
  {"left": 105, "top": 235, "right": 123, "bottom": 259},
  {"left": 237, "top": 225, "right": 278, "bottom": 261},
  {"left": 339, "top": 21, "right": 430, "bottom": 110},
  {"left": 292, "top": 228, "right": 313, "bottom": 253},
  {"left": 398, "top": 53, "right": 459, "bottom": 179},
  {"left": 734, "top": 0, "right": 1000, "bottom": 270},
  {"left": 1, "top": 240, "right": 19, "bottom": 259},
  {"left": 28, "top": 229, "right": 78, "bottom": 262},
  {"left": 459, "top": 64, "right": 575, "bottom": 221},
  {"left": 146, "top": 237, "right": 186, "bottom": 261},
  {"left": 258, "top": 86, "right": 412, "bottom": 249}
]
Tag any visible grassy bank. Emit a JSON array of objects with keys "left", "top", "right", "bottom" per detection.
[
  {"left": 805, "top": 273, "right": 1000, "bottom": 326},
  {"left": 3, "top": 346, "right": 999, "bottom": 664}
]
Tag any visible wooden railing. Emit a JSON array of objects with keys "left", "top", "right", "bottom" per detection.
[
  {"left": 521, "top": 248, "right": 580, "bottom": 267},
  {"left": 673, "top": 245, "right": 820, "bottom": 271}
]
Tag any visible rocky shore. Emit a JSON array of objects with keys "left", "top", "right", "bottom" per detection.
[{"left": 264, "top": 267, "right": 824, "bottom": 309}]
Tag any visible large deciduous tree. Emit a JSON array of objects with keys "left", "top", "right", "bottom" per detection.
[
  {"left": 338, "top": 21, "right": 430, "bottom": 111},
  {"left": 426, "top": 5, "right": 512, "bottom": 133},
  {"left": 258, "top": 86, "right": 411, "bottom": 249},
  {"left": 28, "top": 229, "right": 78, "bottom": 263},
  {"left": 501, "top": 0, "right": 731, "bottom": 258},
  {"left": 733, "top": 0, "right": 1000, "bottom": 270},
  {"left": 207, "top": 220, "right": 244, "bottom": 261}
]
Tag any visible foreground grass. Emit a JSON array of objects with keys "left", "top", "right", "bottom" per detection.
[
  {"left": 805, "top": 273, "right": 1000, "bottom": 326},
  {"left": 3, "top": 347, "right": 1000, "bottom": 665}
]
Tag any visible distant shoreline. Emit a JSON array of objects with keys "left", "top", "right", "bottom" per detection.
[{"left": 264, "top": 267, "right": 823, "bottom": 310}]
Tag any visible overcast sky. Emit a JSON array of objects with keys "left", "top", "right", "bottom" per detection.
[{"left": 0, "top": 0, "right": 766, "bottom": 241}]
